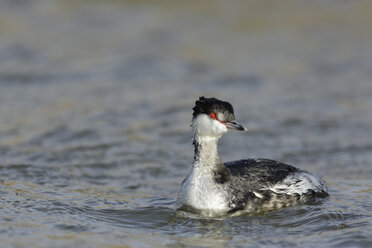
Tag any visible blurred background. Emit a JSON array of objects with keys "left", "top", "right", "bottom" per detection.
[{"left": 0, "top": 0, "right": 371, "bottom": 247}]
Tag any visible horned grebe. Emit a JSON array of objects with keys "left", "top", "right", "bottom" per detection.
[{"left": 177, "top": 97, "right": 328, "bottom": 216}]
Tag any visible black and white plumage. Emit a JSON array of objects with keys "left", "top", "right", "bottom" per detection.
[{"left": 177, "top": 97, "right": 328, "bottom": 216}]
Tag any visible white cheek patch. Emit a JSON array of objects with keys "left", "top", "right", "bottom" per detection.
[
  {"left": 211, "top": 121, "right": 228, "bottom": 135},
  {"left": 193, "top": 115, "right": 228, "bottom": 138}
]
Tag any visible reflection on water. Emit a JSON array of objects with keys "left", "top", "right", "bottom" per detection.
[{"left": 0, "top": 0, "right": 372, "bottom": 247}]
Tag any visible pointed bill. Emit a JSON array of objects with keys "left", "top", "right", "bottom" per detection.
[{"left": 226, "top": 120, "right": 246, "bottom": 131}]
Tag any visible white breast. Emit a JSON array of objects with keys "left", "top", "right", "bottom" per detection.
[{"left": 176, "top": 166, "right": 229, "bottom": 211}]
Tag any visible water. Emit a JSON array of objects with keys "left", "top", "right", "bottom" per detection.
[{"left": 0, "top": 0, "right": 371, "bottom": 247}]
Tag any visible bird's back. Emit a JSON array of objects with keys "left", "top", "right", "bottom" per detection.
[{"left": 223, "top": 158, "right": 328, "bottom": 213}]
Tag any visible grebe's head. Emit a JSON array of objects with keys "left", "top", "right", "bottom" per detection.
[{"left": 192, "top": 96, "right": 246, "bottom": 139}]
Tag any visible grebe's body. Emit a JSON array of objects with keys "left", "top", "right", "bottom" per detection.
[{"left": 177, "top": 97, "right": 328, "bottom": 216}]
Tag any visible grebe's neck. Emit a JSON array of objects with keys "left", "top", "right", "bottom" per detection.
[
  {"left": 191, "top": 115, "right": 228, "bottom": 170},
  {"left": 192, "top": 134, "right": 231, "bottom": 185},
  {"left": 193, "top": 135, "right": 221, "bottom": 168}
]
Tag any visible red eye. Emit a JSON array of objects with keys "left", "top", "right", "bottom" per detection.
[{"left": 210, "top": 112, "right": 217, "bottom": 120}]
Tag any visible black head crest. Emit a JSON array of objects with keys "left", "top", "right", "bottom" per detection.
[{"left": 192, "top": 96, "right": 235, "bottom": 121}]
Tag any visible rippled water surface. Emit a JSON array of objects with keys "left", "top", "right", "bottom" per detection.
[{"left": 0, "top": 0, "right": 372, "bottom": 247}]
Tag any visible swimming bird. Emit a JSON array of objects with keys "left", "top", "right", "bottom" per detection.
[{"left": 177, "top": 96, "right": 328, "bottom": 216}]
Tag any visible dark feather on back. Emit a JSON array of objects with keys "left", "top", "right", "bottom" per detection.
[{"left": 223, "top": 159, "right": 300, "bottom": 212}]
